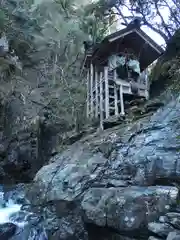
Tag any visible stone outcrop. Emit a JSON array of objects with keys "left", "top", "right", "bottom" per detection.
[
  {"left": 0, "top": 223, "right": 17, "bottom": 239},
  {"left": 26, "top": 94, "right": 180, "bottom": 239},
  {"left": 82, "top": 186, "right": 178, "bottom": 231},
  {"left": 0, "top": 95, "right": 56, "bottom": 183}
]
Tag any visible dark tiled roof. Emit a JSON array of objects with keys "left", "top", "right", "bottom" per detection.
[
  {"left": 82, "top": 25, "right": 164, "bottom": 72},
  {"left": 92, "top": 26, "right": 164, "bottom": 56}
]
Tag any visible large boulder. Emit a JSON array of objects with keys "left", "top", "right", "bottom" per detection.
[
  {"left": 107, "top": 96, "right": 180, "bottom": 186},
  {"left": 0, "top": 91, "right": 64, "bottom": 183},
  {"left": 0, "top": 223, "right": 17, "bottom": 239},
  {"left": 148, "top": 222, "right": 176, "bottom": 238},
  {"left": 81, "top": 186, "right": 178, "bottom": 232},
  {"left": 28, "top": 96, "right": 180, "bottom": 239},
  {"left": 28, "top": 145, "right": 108, "bottom": 204},
  {"left": 166, "top": 231, "right": 180, "bottom": 240}
]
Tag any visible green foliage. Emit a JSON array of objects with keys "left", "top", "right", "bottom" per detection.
[
  {"left": 0, "top": 8, "right": 9, "bottom": 31},
  {"left": 0, "top": 0, "right": 117, "bottom": 132},
  {"left": 149, "top": 59, "right": 170, "bottom": 83},
  {"left": 150, "top": 56, "right": 180, "bottom": 95},
  {"left": 166, "top": 29, "right": 180, "bottom": 59},
  {"left": 79, "top": 1, "right": 117, "bottom": 43},
  {"left": 0, "top": 0, "right": 105, "bottom": 132},
  {"left": 150, "top": 29, "right": 180, "bottom": 94},
  {"left": 30, "top": 0, "right": 87, "bottom": 128}
]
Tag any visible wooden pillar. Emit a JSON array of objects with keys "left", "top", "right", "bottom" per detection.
[
  {"left": 90, "top": 63, "right": 94, "bottom": 118},
  {"left": 95, "top": 68, "right": 98, "bottom": 118},
  {"left": 86, "top": 69, "right": 90, "bottom": 118},
  {"left": 104, "top": 66, "right": 109, "bottom": 119},
  {"left": 113, "top": 69, "right": 118, "bottom": 116},
  {"left": 99, "top": 72, "right": 103, "bottom": 130},
  {"left": 119, "top": 84, "right": 125, "bottom": 115},
  {"left": 145, "top": 69, "right": 149, "bottom": 100}
]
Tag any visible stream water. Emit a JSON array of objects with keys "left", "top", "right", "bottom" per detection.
[{"left": 0, "top": 184, "right": 47, "bottom": 240}]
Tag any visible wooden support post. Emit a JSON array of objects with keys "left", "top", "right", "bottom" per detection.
[
  {"left": 104, "top": 66, "right": 109, "bottom": 119},
  {"left": 99, "top": 72, "right": 103, "bottom": 130},
  {"left": 90, "top": 63, "right": 94, "bottom": 118},
  {"left": 145, "top": 90, "right": 149, "bottom": 100},
  {"left": 95, "top": 68, "right": 98, "bottom": 118},
  {"left": 145, "top": 70, "right": 149, "bottom": 100},
  {"left": 86, "top": 69, "right": 90, "bottom": 118},
  {"left": 119, "top": 84, "right": 125, "bottom": 115},
  {"left": 113, "top": 69, "right": 118, "bottom": 116}
]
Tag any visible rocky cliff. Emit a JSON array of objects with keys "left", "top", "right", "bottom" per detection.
[
  {"left": 27, "top": 94, "right": 180, "bottom": 240},
  {"left": 24, "top": 29, "right": 180, "bottom": 240},
  {"left": 0, "top": 1, "right": 180, "bottom": 239},
  {"left": 0, "top": 0, "right": 86, "bottom": 183}
]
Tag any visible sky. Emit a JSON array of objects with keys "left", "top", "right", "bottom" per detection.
[
  {"left": 141, "top": 26, "right": 165, "bottom": 47},
  {"left": 119, "top": 5, "right": 169, "bottom": 49},
  {"left": 116, "top": 5, "right": 168, "bottom": 48},
  {"left": 34, "top": 0, "right": 168, "bottom": 47}
]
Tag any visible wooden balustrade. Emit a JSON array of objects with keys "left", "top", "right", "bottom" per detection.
[{"left": 86, "top": 66, "right": 149, "bottom": 127}]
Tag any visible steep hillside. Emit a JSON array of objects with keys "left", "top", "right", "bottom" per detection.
[
  {"left": 0, "top": 1, "right": 180, "bottom": 239},
  {"left": 0, "top": 0, "right": 88, "bottom": 183},
  {"left": 27, "top": 30, "right": 180, "bottom": 240}
]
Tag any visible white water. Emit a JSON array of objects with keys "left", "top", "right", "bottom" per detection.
[
  {"left": 0, "top": 192, "right": 27, "bottom": 227},
  {"left": 0, "top": 189, "right": 48, "bottom": 240},
  {"left": 0, "top": 200, "right": 21, "bottom": 224}
]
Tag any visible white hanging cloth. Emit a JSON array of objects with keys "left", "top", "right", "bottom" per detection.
[{"left": 127, "top": 59, "right": 140, "bottom": 75}]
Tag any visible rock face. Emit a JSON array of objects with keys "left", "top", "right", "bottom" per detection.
[
  {"left": 0, "top": 92, "right": 66, "bottom": 183},
  {"left": 147, "top": 208, "right": 180, "bottom": 239},
  {"left": 31, "top": 148, "right": 107, "bottom": 203},
  {"left": 0, "top": 223, "right": 16, "bottom": 239},
  {"left": 82, "top": 186, "right": 178, "bottom": 232},
  {"left": 148, "top": 222, "right": 175, "bottom": 238},
  {"left": 26, "top": 95, "right": 180, "bottom": 239},
  {"left": 166, "top": 232, "right": 180, "bottom": 240},
  {"left": 0, "top": 96, "right": 52, "bottom": 183}
]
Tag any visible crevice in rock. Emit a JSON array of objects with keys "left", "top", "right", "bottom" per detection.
[
  {"left": 152, "top": 177, "right": 180, "bottom": 186},
  {"left": 86, "top": 223, "right": 151, "bottom": 240},
  {"left": 128, "top": 125, "right": 164, "bottom": 143}
]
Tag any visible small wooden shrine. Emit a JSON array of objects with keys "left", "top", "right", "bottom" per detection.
[{"left": 82, "top": 19, "right": 164, "bottom": 129}]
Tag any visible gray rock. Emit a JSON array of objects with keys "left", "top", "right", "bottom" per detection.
[
  {"left": 113, "top": 98, "right": 180, "bottom": 186},
  {"left": 159, "top": 215, "right": 168, "bottom": 223},
  {"left": 28, "top": 96, "right": 180, "bottom": 238},
  {"left": 107, "top": 179, "right": 128, "bottom": 187},
  {"left": 0, "top": 143, "right": 6, "bottom": 155},
  {"left": 148, "top": 222, "right": 175, "bottom": 237},
  {"left": 49, "top": 214, "right": 88, "bottom": 240},
  {"left": 40, "top": 201, "right": 88, "bottom": 240},
  {"left": 166, "top": 231, "right": 180, "bottom": 240},
  {"left": 0, "top": 166, "right": 6, "bottom": 181},
  {"left": 148, "top": 237, "right": 161, "bottom": 240},
  {"left": 81, "top": 186, "right": 178, "bottom": 231},
  {"left": 166, "top": 213, "right": 180, "bottom": 218},
  {"left": 165, "top": 212, "right": 180, "bottom": 229},
  {"left": 0, "top": 223, "right": 16, "bottom": 239},
  {"left": 28, "top": 146, "right": 108, "bottom": 203},
  {"left": 145, "top": 100, "right": 164, "bottom": 112}
]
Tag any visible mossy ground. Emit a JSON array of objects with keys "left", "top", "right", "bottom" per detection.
[{"left": 150, "top": 29, "right": 180, "bottom": 95}]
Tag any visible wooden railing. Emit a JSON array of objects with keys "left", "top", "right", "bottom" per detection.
[{"left": 86, "top": 66, "right": 149, "bottom": 127}]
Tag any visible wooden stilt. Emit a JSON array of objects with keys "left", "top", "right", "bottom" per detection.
[
  {"left": 145, "top": 70, "right": 149, "bottom": 100},
  {"left": 95, "top": 68, "right": 98, "bottom": 118},
  {"left": 90, "top": 63, "right": 94, "bottom": 118},
  {"left": 99, "top": 72, "right": 103, "bottom": 130},
  {"left": 113, "top": 69, "right": 118, "bottom": 116},
  {"left": 119, "top": 84, "right": 125, "bottom": 115},
  {"left": 104, "top": 66, "right": 109, "bottom": 119},
  {"left": 86, "top": 69, "right": 90, "bottom": 118},
  {"left": 145, "top": 90, "right": 149, "bottom": 100}
]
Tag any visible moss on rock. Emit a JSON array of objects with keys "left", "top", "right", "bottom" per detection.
[{"left": 150, "top": 29, "right": 180, "bottom": 97}]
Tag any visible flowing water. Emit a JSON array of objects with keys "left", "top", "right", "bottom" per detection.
[{"left": 0, "top": 185, "right": 47, "bottom": 240}]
